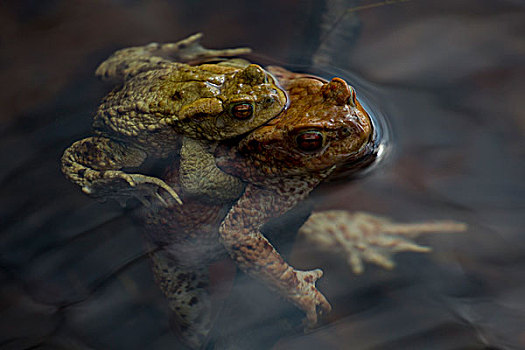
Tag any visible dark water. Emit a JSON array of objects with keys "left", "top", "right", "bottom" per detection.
[{"left": 1, "top": 1, "right": 524, "bottom": 349}]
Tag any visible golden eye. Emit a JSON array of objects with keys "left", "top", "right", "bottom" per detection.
[
  {"left": 230, "top": 102, "right": 253, "bottom": 120},
  {"left": 296, "top": 130, "right": 324, "bottom": 152}
]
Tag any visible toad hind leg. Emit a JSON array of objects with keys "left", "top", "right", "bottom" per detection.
[
  {"left": 61, "top": 136, "right": 181, "bottom": 206},
  {"left": 96, "top": 33, "right": 251, "bottom": 83},
  {"left": 149, "top": 249, "right": 212, "bottom": 349},
  {"left": 157, "top": 33, "right": 252, "bottom": 64},
  {"left": 299, "top": 211, "right": 467, "bottom": 274}
]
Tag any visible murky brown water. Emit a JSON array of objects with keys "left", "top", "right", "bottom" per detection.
[{"left": 1, "top": 1, "right": 524, "bottom": 349}]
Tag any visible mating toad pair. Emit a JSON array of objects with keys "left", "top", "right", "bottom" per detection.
[{"left": 61, "top": 34, "right": 461, "bottom": 348}]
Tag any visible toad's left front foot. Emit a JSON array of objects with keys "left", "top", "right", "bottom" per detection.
[
  {"left": 299, "top": 211, "right": 467, "bottom": 274},
  {"left": 288, "top": 269, "right": 332, "bottom": 328},
  {"left": 83, "top": 171, "right": 182, "bottom": 208},
  {"left": 126, "top": 173, "right": 183, "bottom": 206}
]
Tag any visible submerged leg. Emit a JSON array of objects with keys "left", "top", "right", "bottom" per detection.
[
  {"left": 61, "top": 136, "right": 181, "bottom": 206},
  {"left": 299, "top": 211, "right": 467, "bottom": 274},
  {"left": 149, "top": 248, "right": 213, "bottom": 349}
]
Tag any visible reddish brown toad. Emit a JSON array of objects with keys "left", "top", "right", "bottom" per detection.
[
  {"left": 214, "top": 67, "right": 373, "bottom": 326},
  {"left": 139, "top": 69, "right": 374, "bottom": 347}
]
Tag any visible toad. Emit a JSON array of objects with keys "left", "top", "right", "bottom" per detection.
[
  {"left": 139, "top": 68, "right": 375, "bottom": 347},
  {"left": 214, "top": 69, "right": 373, "bottom": 325},
  {"left": 61, "top": 34, "right": 287, "bottom": 205},
  {"left": 140, "top": 66, "right": 467, "bottom": 348}
]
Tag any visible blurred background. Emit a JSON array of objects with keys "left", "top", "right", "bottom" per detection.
[{"left": 0, "top": 0, "right": 524, "bottom": 349}]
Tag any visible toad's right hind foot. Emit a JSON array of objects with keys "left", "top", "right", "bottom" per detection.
[{"left": 159, "top": 33, "right": 252, "bottom": 63}]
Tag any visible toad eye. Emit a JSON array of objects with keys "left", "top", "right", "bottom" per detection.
[
  {"left": 296, "top": 130, "right": 324, "bottom": 152},
  {"left": 230, "top": 102, "right": 254, "bottom": 120}
]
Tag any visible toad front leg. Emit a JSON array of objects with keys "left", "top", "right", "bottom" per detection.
[
  {"left": 219, "top": 185, "right": 331, "bottom": 327},
  {"left": 179, "top": 137, "right": 245, "bottom": 203},
  {"left": 61, "top": 136, "right": 181, "bottom": 206}
]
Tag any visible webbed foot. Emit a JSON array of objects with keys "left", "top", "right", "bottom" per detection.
[
  {"left": 299, "top": 211, "right": 467, "bottom": 274},
  {"left": 157, "top": 33, "right": 252, "bottom": 63}
]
